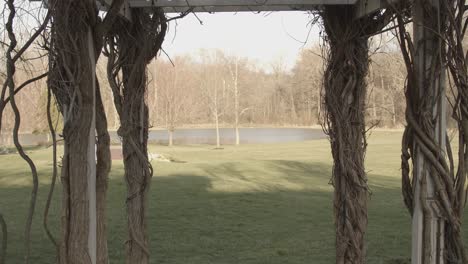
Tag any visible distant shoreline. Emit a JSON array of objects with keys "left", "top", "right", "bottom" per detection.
[
  {"left": 147, "top": 125, "right": 323, "bottom": 131},
  {"left": 2, "top": 124, "right": 407, "bottom": 135},
  {"left": 145, "top": 125, "right": 405, "bottom": 132}
]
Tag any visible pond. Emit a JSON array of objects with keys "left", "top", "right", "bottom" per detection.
[
  {"left": 111, "top": 127, "right": 326, "bottom": 145},
  {"left": 1, "top": 128, "right": 327, "bottom": 146}
]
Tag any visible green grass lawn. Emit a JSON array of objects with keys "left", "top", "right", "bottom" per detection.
[{"left": 0, "top": 131, "right": 465, "bottom": 263}]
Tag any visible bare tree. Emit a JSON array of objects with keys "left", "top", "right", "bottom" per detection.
[
  {"left": 229, "top": 58, "right": 240, "bottom": 145},
  {"left": 271, "top": 57, "right": 297, "bottom": 124},
  {"left": 146, "top": 48, "right": 409, "bottom": 129},
  {"left": 225, "top": 55, "right": 251, "bottom": 145},
  {"left": 367, "top": 52, "right": 406, "bottom": 127},
  {"left": 291, "top": 47, "right": 323, "bottom": 125},
  {"left": 200, "top": 51, "right": 225, "bottom": 148},
  {"left": 156, "top": 57, "right": 192, "bottom": 146}
]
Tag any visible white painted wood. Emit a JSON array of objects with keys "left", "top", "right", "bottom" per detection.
[
  {"left": 354, "top": 0, "right": 401, "bottom": 18},
  {"left": 126, "top": 0, "right": 356, "bottom": 12},
  {"left": 100, "top": 0, "right": 132, "bottom": 19},
  {"left": 126, "top": 0, "right": 357, "bottom": 7},
  {"left": 158, "top": 5, "right": 315, "bottom": 12},
  {"left": 86, "top": 28, "right": 97, "bottom": 264},
  {"left": 32, "top": 0, "right": 362, "bottom": 12},
  {"left": 411, "top": 1, "right": 446, "bottom": 263},
  {"left": 437, "top": 69, "right": 447, "bottom": 264},
  {"left": 33, "top": 0, "right": 389, "bottom": 15},
  {"left": 412, "top": 151, "right": 424, "bottom": 264},
  {"left": 354, "top": 0, "right": 386, "bottom": 17}
]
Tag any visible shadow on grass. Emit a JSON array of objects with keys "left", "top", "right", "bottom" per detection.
[{"left": 0, "top": 160, "right": 417, "bottom": 264}]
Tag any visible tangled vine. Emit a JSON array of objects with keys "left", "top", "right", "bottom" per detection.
[
  {"left": 394, "top": 1, "right": 468, "bottom": 262},
  {"left": 318, "top": 6, "right": 393, "bottom": 264},
  {"left": 2, "top": 1, "right": 50, "bottom": 263},
  {"left": 47, "top": 0, "right": 123, "bottom": 262},
  {"left": 105, "top": 7, "right": 167, "bottom": 264},
  {"left": 441, "top": 2, "right": 468, "bottom": 261}
]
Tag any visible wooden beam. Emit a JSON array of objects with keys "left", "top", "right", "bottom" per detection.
[
  {"left": 30, "top": 0, "right": 358, "bottom": 12},
  {"left": 354, "top": 0, "right": 385, "bottom": 17},
  {"left": 126, "top": 0, "right": 357, "bottom": 7},
  {"left": 126, "top": 0, "right": 357, "bottom": 12},
  {"left": 31, "top": 0, "right": 359, "bottom": 12},
  {"left": 156, "top": 5, "right": 318, "bottom": 13},
  {"left": 86, "top": 26, "right": 98, "bottom": 264},
  {"left": 411, "top": 0, "right": 446, "bottom": 263},
  {"left": 354, "top": 0, "right": 397, "bottom": 18}
]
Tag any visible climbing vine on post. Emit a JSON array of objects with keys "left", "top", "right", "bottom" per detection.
[
  {"left": 443, "top": 0, "right": 468, "bottom": 257},
  {"left": 105, "top": 8, "right": 167, "bottom": 264},
  {"left": 394, "top": 1, "right": 468, "bottom": 262},
  {"left": 319, "top": 6, "right": 392, "bottom": 264},
  {"left": 47, "top": 0, "right": 123, "bottom": 262}
]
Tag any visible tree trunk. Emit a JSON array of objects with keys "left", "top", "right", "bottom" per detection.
[
  {"left": 290, "top": 88, "right": 297, "bottom": 122},
  {"left": 168, "top": 129, "right": 173, "bottom": 147},
  {"left": 317, "top": 89, "right": 321, "bottom": 123},
  {"left": 215, "top": 112, "right": 220, "bottom": 148},
  {"left": 391, "top": 97, "right": 397, "bottom": 127},
  {"left": 322, "top": 7, "right": 371, "bottom": 264},
  {"left": 233, "top": 62, "right": 240, "bottom": 145},
  {"left": 213, "top": 78, "right": 221, "bottom": 148},
  {"left": 153, "top": 78, "right": 158, "bottom": 126},
  {"left": 234, "top": 96, "right": 239, "bottom": 145},
  {"left": 372, "top": 85, "right": 377, "bottom": 121}
]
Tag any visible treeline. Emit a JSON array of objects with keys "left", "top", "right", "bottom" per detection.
[
  {"left": 101, "top": 48, "right": 407, "bottom": 131},
  {"left": 0, "top": 46, "right": 408, "bottom": 134}
]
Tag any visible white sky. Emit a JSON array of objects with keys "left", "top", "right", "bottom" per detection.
[{"left": 163, "top": 11, "right": 320, "bottom": 71}]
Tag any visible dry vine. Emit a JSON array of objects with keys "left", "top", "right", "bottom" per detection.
[
  {"left": 394, "top": 1, "right": 468, "bottom": 262},
  {"left": 48, "top": 1, "right": 100, "bottom": 261},
  {"left": 318, "top": 6, "right": 393, "bottom": 264},
  {"left": 105, "top": 8, "right": 168, "bottom": 263},
  {"left": 43, "top": 83, "right": 58, "bottom": 251},
  {"left": 0, "top": 2, "right": 50, "bottom": 131},
  {"left": 47, "top": 0, "right": 123, "bottom": 262},
  {"left": 2, "top": 1, "right": 50, "bottom": 263},
  {"left": 438, "top": 1, "right": 468, "bottom": 262},
  {"left": 442, "top": 0, "right": 468, "bottom": 210}
]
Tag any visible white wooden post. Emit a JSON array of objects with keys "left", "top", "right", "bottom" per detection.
[
  {"left": 411, "top": 1, "right": 446, "bottom": 263},
  {"left": 86, "top": 27, "right": 97, "bottom": 264}
]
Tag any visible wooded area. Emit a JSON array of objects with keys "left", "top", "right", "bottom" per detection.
[
  {"left": 1, "top": 1, "right": 468, "bottom": 264},
  {"left": 0, "top": 44, "right": 408, "bottom": 136}
]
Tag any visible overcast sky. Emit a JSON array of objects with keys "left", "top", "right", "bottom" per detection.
[{"left": 163, "top": 11, "right": 320, "bottom": 71}]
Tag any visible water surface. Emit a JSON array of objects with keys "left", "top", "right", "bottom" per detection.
[{"left": 1, "top": 128, "right": 326, "bottom": 146}]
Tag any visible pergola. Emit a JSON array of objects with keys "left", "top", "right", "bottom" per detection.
[
  {"left": 25, "top": 1, "right": 450, "bottom": 264},
  {"left": 98, "top": 0, "right": 385, "bottom": 14},
  {"left": 33, "top": 0, "right": 392, "bottom": 16}
]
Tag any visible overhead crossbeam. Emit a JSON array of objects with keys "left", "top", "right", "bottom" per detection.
[
  {"left": 101, "top": 0, "right": 357, "bottom": 13},
  {"left": 32, "top": 0, "right": 388, "bottom": 17}
]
